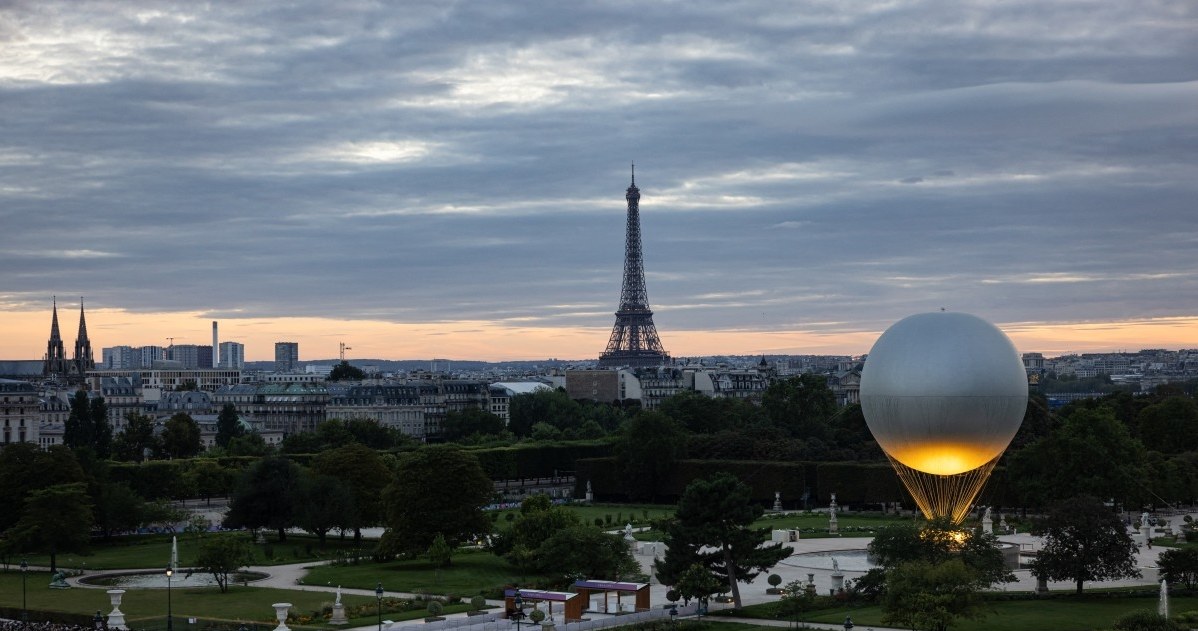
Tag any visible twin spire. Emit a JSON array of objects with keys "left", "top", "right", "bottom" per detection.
[{"left": 44, "top": 296, "right": 94, "bottom": 377}]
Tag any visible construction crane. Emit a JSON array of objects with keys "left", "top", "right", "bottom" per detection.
[{"left": 339, "top": 342, "right": 351, "bottom": 362}]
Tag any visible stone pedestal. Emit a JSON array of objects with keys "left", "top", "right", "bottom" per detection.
[
  {"left": 329, "top": 603, "right": 348, "bottom": 625},
  {"left": 1035, "top": 576, "right": 1049, "bottom": 594},
  {"left": 773, "top": 491, "right": 783, "bottom": 512},
  {"left": 272, "top": 603, "right": 292, "bottom": 631},
  {"left": 982, "top": 516, "right": 994, "bottom": 534},
  {"left": 830, "top": 572, "right": 844, "bottom": 593},
  {"left": 106, "top": 590, "right": 128, "bottom": 630}
]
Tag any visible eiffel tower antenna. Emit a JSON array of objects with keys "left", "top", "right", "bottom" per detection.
[{"left": 598, "top": 166, "right": 669, "bottom": 367}]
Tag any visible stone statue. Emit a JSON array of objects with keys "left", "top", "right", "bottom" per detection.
[
  {"left": 831, "top": 557, "right": 840, "bottom": 573},
  {"left": 983, "top": 506, "right": 992, "bottom": 522},
  {"left": 336, "top": 586, "right": 342, "bottom": 606},
  {"left": 624, "top": 523, "right": 634, "bottom": 540},
  {"left": 49, "top": 570, "right": 70, "bottom": 589}
]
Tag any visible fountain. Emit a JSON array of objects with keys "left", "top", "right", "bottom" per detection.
[{"left": 1159, "top": 579, "right": 1169, "bottom": 619}]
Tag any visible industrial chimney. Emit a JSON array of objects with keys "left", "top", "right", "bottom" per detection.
[{"left": 212, "top": 321, "right": 219, "bottom": 368}]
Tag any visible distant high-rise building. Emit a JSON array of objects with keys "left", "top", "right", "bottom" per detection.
[
  {"left": 167, "top": 344, "right": 213, "bottom": 369},
  {"left": 219, "top": 341, "right": 245, "bottom": 369},
  {"left": 140, "top": 345, "right": 166, "bottom": 368},
  {"left": 598, "top": 166, "right": 670, "bottom": 368},
  {"left": 102, "top": 345, "right": 139, "bottom": 369},
  {"left": 275, "top": 342, "right": 299, "bottom": 372}
]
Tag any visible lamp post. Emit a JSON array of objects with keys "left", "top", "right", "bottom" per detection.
[
  {"left": 843, "top": 615, "right": 853, "bottom": 630},
  {"left": 512, "top": 590, "right": 525, "bottom": 631},
  {"left": 375, "top": 583, "right": 384, "bottom": 631},
  {"left": 20, "top": 558, "right": 28, "bottom": 630},
  {"left": 93, "top": 611, "right": 104, "bottom": 631},
  {"left": 166, "top": 566, "right": 174, "bottom": 631},
  {"left": 668, "top": 604, "right": 677, "bottom": 629}
]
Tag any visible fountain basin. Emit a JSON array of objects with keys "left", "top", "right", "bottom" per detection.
[{"left": 79, "top": 570, "right": 268, "bottom": 589}]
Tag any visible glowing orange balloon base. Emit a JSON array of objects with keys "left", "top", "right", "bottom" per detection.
[{"left": 886, "top": 452, "right": 1001, "bottom": 525}]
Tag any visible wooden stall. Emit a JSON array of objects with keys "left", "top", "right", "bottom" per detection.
[
  {"left": 572, "top": 580, "right": 651, "bottom": 613},
  {"left": 503, "top": 588, "right": 585, "bottom": 623}
]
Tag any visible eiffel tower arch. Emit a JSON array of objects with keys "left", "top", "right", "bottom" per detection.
[{"left": 598, "top": 166, "right": 670, "bottom": 368}]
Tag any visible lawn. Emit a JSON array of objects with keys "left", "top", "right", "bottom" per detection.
[
  {"left": 16, "top": 533, "right": 365, "bottom": 571},
  {"left": 490, "top": 503, "right": 675, "bottom": 532},
  {"left": 301, "top": 548, "right": 552, "bottom": 597},
  {"left": 798, "top": 595, "right": 1198, "bottom": 631},
  {"left": 750, "top": 512, "right": 915, "bottom": 538}
]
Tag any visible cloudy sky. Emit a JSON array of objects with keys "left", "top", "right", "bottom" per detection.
[{"left": 2, "top": 1, "right": 1196, "bottom": 361}]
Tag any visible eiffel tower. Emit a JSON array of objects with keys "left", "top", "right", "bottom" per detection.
[{"left": 598, "top": 165, "right": 670, "bottom": 368}]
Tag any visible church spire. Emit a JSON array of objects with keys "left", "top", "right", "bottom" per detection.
[
  {"left": 43, "top": 296, "right": 68, "bottom": 376},
  {"left": 73, "top": 297, "right": 95, "bottom": 374}
]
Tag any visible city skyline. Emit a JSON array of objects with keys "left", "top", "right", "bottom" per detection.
[{"left": 2, "top": 2, "right": 1195, "bottom": 362}]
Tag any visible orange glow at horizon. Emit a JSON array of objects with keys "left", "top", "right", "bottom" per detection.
[{"left": 1, "top": 308, "right": 1197, "bottom": 363}]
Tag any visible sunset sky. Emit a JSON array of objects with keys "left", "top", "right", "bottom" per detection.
[{"left": 2, "top": 2, "right": 1195, "bottom": 362}]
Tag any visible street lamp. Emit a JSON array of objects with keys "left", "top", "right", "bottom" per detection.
[
  {"left": 512, "top": 590, "right": 525, "bottom": 631},
  {"left": 375, "top": 582, "right": 384, "bottom": 631},
  {"left": 20, "top": 558, "right": 28, "bottom": 630},
  {"left": 93, "top": 611, "right": 104, "bottom": 630},
  {"left": 669, "top": 604, "right": 678, "bottom": 629},
  {"left": 843, "top": 615, "right": 853, "bottom": 630},
  {"left": 166, "top": 566, "right": 174, "bottom": 631}
]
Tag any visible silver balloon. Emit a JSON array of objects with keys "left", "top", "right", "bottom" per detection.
[{"left": 861, "top": 312, "right": 1028, "bottom": 476}]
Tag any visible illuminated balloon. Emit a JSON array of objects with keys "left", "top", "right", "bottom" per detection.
[{"left": 860, "top": 312, "right": 1027, "bottom": 523}]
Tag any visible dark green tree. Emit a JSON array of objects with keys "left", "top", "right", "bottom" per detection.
[
  {"left": 161, "top": 413, "right": 203, "bottom": 458},
  {"left": 1156, "top": 547, "right": 1198, "bottom": 589},
  {"left": 64, "top": 390, "right": 94, "bottom": 450},
  {"left": 10, "top": 482, "right": 93, "bottom": 572},
  {"left": 534, "top": 524, "right": 640, "bottom": 580},
  {"left": 1030, "top": 495, "right": 1141, "bottom": 593},
  {"left": 215, "top": 403, "right": 244, "bottom": 447},
  {"left": 1137, "top": 397, "right": 1198, "bottom": 454},
  {"left": 327, "top": 361, "right": 365, "bottom": 381},
  {"left": 311, "top": 442, "right": 391, "bottom": 542},
  {"left": 90, "top": 397, "right": 113, "bottom": 459},
  {"left": 225, "top": 432, "right": 271, "bottom": 456},
  {"left": 674, "top": 562, "right": 724, "bottom": 608},
  {"left": 94, "top": 482, "right": 145, "bottom": 540},
  {"left": 655, "top": 472, "right": 789, "bottom": 607},
  {"left": 380, "top": 446, "right": 492, "bottom": 556},
  {"left": 0, "top": 444, "right": 86, "bottom": 532},
  {"left": 881, "top": 558, "right": 988, "bottom": 631},
  {"left": 224, "top": 456, "right": 303, "bottom": 542},
  {"left": 762, "top": 374, "right": 836, "bottom": 439},
  {"left": 508, "top": 389, "right": 583, "bottom": 437},
  {"left": 428, "top": 533, "right": 453, "bottom": 568},
  {"left": 867, "top": 519, "right": 1013, "bottom": 588},
  {"left": 112, "top": 412, "right": 159, "bottom": 462},
  {"left": 294, "top": 471, "right": 357, "bottom": 546},
  {"left": 614, "top": 411, "right": 687, "bottom": 502},
  {"left": 1009, "top": 406, "right": 1148, "bottom": 508},
  {"left": 185, "top": 459, "right": 236, "bottom": 505},
  {"left": 441, "top": 407, "right": 506, "bottom": 442},
  {"left": 193, "top": 533, "right": 254, "bottom": 593}
]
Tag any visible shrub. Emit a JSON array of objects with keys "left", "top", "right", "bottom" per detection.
[
  {"left": 427, "top": 601, "right": 444, "bottom": 616},
  {"left": 768, "top": 574, "right": 782, "bottom": 588},
  {"left": 1112, "top": 611, "right": 1184, "bottom": 631}
]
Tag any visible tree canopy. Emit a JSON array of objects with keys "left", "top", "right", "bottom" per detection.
[
  {"left": 655, "top": 472, "right": 789, "bottom": 607},
  {"left": 1030, "top": 495, "right": 1141, "bottom": 593},
  {"left": 327, "top": 361, "right": 366, "bottom": 381},
  {"left": 379, "top": 446, "right": 491, "bottom": 556},
  {"left": 614, "top": 411, "right": 687, "bottom": 503}
]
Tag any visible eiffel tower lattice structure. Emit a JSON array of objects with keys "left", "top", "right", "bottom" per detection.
[{"left": 598, "top": 166, "right": 670, "bottom": 368}]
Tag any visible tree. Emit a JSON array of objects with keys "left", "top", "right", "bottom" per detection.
[
  {"left": 777, "top": 579, "right": 815, "bottom": 624},
  {"left": 312, "top": 443, "right": 392, "bottom": 542},
  {"left": 294, "top": 471, "right": 357, "bottom": 546},
  {"left": 112, "top": 412, "right": 159, "bottom": 462},
  {"left": 1030, "top": 495, "right": 1141, "bottom": 593},
  {"left": 1137, "top": 397, "right": 1198, "bottom": 454},
  {"left": 185, "top": 459, "right": 235, "bottom": 505},
  {"left": 224, "top": 456, "right": 303, "bottom": 542},
  {"left": 193, "top": 533, "right": 254, "bottom": 593},
  {"left": 215, "top": 404, "right": 244, "bottom": 448},
  {"left": 534, "top": 524, "right": 640, "bottom": 580},
  {"left": 867, "top": 519, "right": 1012, "bottom": 588},
  {"left": 441, "top": 407, "right": 505, "bottom": 442},
  {"left": 881, "top": 558, "right": 987, "bottom": 631},
  {"left": 379, "top": 446, "right": 492, "bottom": 556},
  {"left": 428, "top": 533, "right": 453, "bottom": 568},
  {"left": 508, "top": 389, "right": 583, "bottom": 437},
  {"left": 1157, "top": 547, "right": 1198, "bottom": 589},
  {"left": 762, "top": 374, "right": 836, "bottom": 439},
  {"left": 327, "top": 361, "right": 365, "bottom": 381},
  {"left": 94, "top": 482, "right": 145, "bottom": 540},
  {"left": 161, "top": 413, "right": 203, "bottom": 458},
  {"left": 675, "top": 563, "right": 724, "bottom": 608},
  {"left": 64, "top": 390, "right": 94, "bottom": 450},
  {"left": 614, "top": 411, "right": 687, "bottom": 502},
  {"left": 0, "top": 444, "right": 87, "bottom": 532},
  {"left": 10, "top": 483, "right": 93, "bottom": 572},
  {"left": 91, "top": 397, "right": 113, "bottom": 459},
  {"left": 1009, "top": 406, "right": 1148, "bottom": 508},
  {"left": 655, "top": 472, "right": 789, "bottom": 608},
  {"left": 225, "top": 432, "right": 270, "bottom": 456}
]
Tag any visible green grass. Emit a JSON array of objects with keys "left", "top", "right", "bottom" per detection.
[
  {"left": 750, "top": 512, "right": 915, "bottom": 538},
  {"left": 301, "top": 548, "right": 551, "bottom": 596},
  {"left": 490, "top": 503, "right": 675, "bottom": 532},
  {"left": 1152, "top": 536, "right": 1198, "bottom": 550},
  {"left": 797, "top": 595, "right": 1198, "bottom": 631},
  {"left": 18, "top": 533, "right": 365, "bottom": 571}
]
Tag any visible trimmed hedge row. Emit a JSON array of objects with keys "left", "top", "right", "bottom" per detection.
[{"left": 466, "top": 441, "right": 612, "bottom": 479}]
